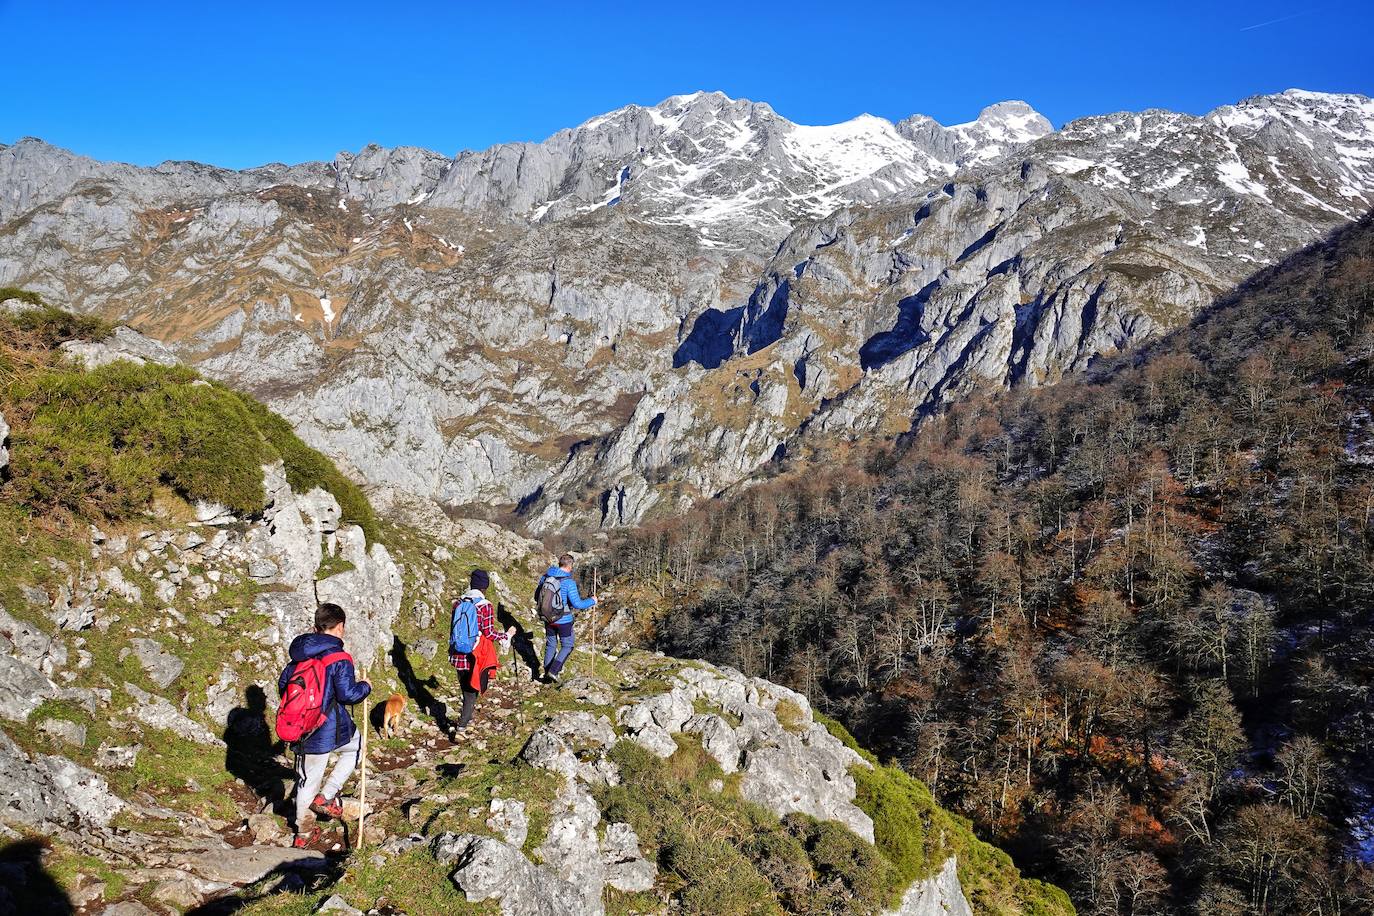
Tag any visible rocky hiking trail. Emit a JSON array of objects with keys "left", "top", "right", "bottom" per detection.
[{"left": 175, "top": 646, "right": 1013, "bottom": 916}]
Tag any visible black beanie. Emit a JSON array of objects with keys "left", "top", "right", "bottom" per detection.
[{"left": 470, "top": 569, "right": 491, "bottom": 591}]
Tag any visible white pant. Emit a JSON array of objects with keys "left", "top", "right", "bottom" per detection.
[{"left": 294, "top": 731, "right": 360, "bottom": 829}]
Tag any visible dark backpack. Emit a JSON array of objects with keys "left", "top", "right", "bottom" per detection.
[
  {"left": 276, "top": 651, "right": 350, "bottom": 744},
  {"left": 536, "top": 574, "right": 566, "bottom": 625},
  {"left": 450, "top": 597, "right": 480, "bottom": 655}
]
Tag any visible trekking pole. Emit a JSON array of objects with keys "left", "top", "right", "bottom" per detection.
[{"left": 358, "top": 671, "right": 368, "bottom": 851}]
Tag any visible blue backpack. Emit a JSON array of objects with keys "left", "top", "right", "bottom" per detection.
[{"left": 450, "top": 597, "right": 479, "bottom": 655}]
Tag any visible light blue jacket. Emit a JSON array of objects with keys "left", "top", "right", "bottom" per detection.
[{"left": 540, "top": 566, "right": 596, "bottom": 625}]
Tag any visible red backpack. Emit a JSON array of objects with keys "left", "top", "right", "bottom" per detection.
[{"left": 276, "top": 651, "right": 351, "bottom": 743}]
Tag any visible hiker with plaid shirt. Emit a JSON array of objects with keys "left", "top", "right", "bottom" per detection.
[{"left": 448, "top": 569, "right": 510, "bottom": 735}]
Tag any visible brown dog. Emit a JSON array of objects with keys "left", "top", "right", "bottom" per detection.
[{"left": 382, "top": 694, "right": 406, "bottom": 738}]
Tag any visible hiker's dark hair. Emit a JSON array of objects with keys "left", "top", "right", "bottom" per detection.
[
  {"left": 315, "top": 602, "right": 346, "bottom": 632},
  {"left": 558, "top": 553, "right": 575, "bottom": 568}
]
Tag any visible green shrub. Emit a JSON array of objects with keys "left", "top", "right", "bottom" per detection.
[
  {"left": 852, "top": 762, "right": 942, "bottom": 892},
  {"left": 785, "top": 815, "right": 896, "bottom": 913},
  {"left": 5, "top": 362, "right": 272, "bottom": 516},
  {"left": 0, "top": 287, "right": 45, "bottom": 308},
  {"left": 3, "top": 300, "right": 113, "bottom": 346},
  {"left": 744, "top": 828, "right": 814, "bottom": 910},
  {"left": 232, "top": 394, "right": 379, "bottom": 542},
  {"left": 2, "top": 339, "right": 378, "bottom": 539},
  {"left": 600, "top": 736, "right": 910, "bottom": 916}
]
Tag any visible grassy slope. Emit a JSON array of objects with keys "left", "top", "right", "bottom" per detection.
[{"left": 819, "top": 715, "right": 1073, "bottom": 916}]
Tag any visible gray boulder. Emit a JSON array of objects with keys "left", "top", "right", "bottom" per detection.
[
  {"left": 520, "top": 728, "right": 579, "bottom": 783},
  {"left": 48, "top": 582, "right": 95, "bottom": 631},
  {"left": 617, "top": 687, "right": 693, "bottom": 734},
  {"left": 629, "top": 724, "right": 677, "bottom": 759},
  {"left": 683, "top": 713, "right": 740, "bottom": 773},
  {"left": 739, "top": 726, "right": 874, "bottom": 843},
  {"left": 98, "top": 902, "right": 159, "bottom": 916},
  {"left": 560, "top": 675, "right": 614, "bottom": 706},
  {"left": 298, "top": 487, "right": 342, "bottom": 534},
  {"left": 0, "top": 410, "right": 8, "bottom": 471},
  {"left": 124, "top": 683, "right": 223, "bottom": 745},
  {"left": 675, "top": 665, "right": 749, "bottom": 714},
  {"left": 152, "top": 873, "right": 233, "bottom": 910},
  {"left": 58, "top": 326, "right": 178, "bottom": 370},
  {"left": 486, "top": 797, "right": 529, "bottom": 849},
  {"left": 0, "top": 604, "right": 64, "bottom": 674},
  {"left": 0, "top": 727, "right": 125, "bottom": 828},
  {"left": 94, "top": 741, "right": 140, "bottom": 769},
  {"left": 884, "top": 856, "right": 973, "bottom": 916},
  {"left": 0, "top": 655, "right": 57, "bottom": 722},
  {"left": 546, "top": 711, "right": 618, "bottom": 749},
  {"left": 601, "top": 822, "right": 656, "bottom": 893},
  {"left": 317, "top": 894, "right": 364, "bottom": 916},
  {"left": 172, "top": 844, "right": 329, "bottom": 884},
  {"left": 313, "top": 525, "right": 403, "bottom": 672},
  {"left": 434, "top": 833, "right": 598, "bottom": 916},
  {"left": 99, "top": 566, "right": 143, "bottom": 605},
  {"left": 38, "top": 718, "right": 86, "bottom": 747},
  {"left": 130, "top": 637, "right": 184, "bottom": 688},
  {"left": 536, "top": 783, "right": 606, "bottom": 911}
]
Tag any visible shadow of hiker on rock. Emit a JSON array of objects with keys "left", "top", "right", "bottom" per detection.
[
  {"left": 390, "top": 635, "right": 451, "bottom": 733},
  {"left": 224, "top": 684, "right": 295, "bottom": 815},
  {"left": 496, "top": 601, "right": 542, "bottom": 681},
  {"left": 183, "top": 855, "right": 345, "bottom": 916},
  {"left": 0, "top": 839, "right": 74, "bottom": 915}
]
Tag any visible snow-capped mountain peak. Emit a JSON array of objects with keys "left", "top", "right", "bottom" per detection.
[
  {"left": 333, "top": 91, "right": 1056, "bottom": 247},
  {"left": 540, "top": 93, "right": 1055, "bottom": 243}
]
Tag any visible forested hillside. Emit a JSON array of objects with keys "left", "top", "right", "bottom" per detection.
[{"left": 607, "top": 213, "right": 1374, "bottom": 914}]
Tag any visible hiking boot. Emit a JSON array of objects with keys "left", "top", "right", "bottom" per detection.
[
  {"left": 309, "top": 794, "right": 343, "bottom": 819},
  {"left": 292, "top": 827, "right": 321, "bottom": 849}
]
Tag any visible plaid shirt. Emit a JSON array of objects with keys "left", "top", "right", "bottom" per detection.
[{"left": 450, "top": 595, "right": 506, "bottom": 672}]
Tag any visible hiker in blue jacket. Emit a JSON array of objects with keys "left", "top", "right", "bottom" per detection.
[
  {"left": 538, "top": 553, "right": 597, "bottom": 684},
  {"left": 277, "top": 602, "right": 371, "bottom": 847}
]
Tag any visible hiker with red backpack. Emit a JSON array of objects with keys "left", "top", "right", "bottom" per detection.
[
  {"left": 276, "top": 602, "right": 371, "bottom": 848},
  {"left": 448, "top": 569, "right": 512, "bottom": 737},
  {"left": 536, "top": 553, "right": 597, "bottom": 685}
]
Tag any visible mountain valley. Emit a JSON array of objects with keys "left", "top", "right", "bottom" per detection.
[{"left": 3, "top": 89, "right": 1371, "bottom": 532}]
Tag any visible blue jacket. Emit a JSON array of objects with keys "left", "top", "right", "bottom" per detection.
[
  {"left": 277, "top": 632, "right": 371, "bottom": 755},
  {"left": 540, "top": 566, "right": 596, "bottom": 625}
]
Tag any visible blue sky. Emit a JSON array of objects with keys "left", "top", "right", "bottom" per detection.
[{"left": 2, "top": 0, "right": 1371, "bottom": 169}]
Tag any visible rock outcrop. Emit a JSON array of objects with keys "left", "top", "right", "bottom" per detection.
[
  {"left": 0, "top": 727, "right": 125, "bottom": 828},
  {"left": 0, "top": 452, "right": 402, "bottom": 908},
  {"left": 885, "top": 856, "right": 974, "bottom": 916},
  {"left": 418, "top": 655, "right": 973, "bottom": 915}
]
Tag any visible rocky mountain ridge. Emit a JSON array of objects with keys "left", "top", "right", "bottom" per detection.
[
  {"left": 1, "top": 89, "right": 1371, "bottom": 532},
  {"left": 1, "top": 91, "right": 1051, "bottom": 248}
]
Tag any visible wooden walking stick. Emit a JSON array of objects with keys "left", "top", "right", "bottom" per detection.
[
  {"left": 591, "top": 566, "right": 599, "bottom": 668},
  {"left": 357, "top": 669, "right": 368, "bottom": 850}
]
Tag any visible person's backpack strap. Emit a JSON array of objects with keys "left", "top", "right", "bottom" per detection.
[{"left": 315, "top": 650, "right": 354, "bottom": 722}]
